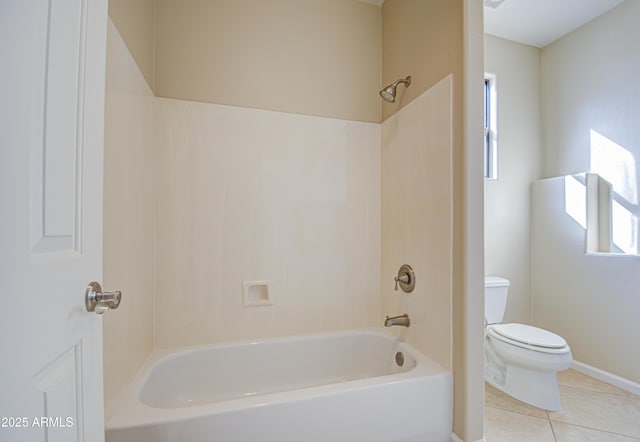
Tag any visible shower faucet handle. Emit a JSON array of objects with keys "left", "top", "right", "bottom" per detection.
[
  {"left": 394, "top": 264, "right": 415, "bottom": 293},
  {"left": 394, "top": 274, "right": 410, "bottom": 290}
]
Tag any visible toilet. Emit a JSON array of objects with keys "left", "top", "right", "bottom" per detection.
[{"left": 484, "top": 276, "right": 572, "bottom": 411}]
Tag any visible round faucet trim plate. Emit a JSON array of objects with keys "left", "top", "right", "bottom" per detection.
[{"left": 395, "top": 264, "right": 415, "bottom": 293}]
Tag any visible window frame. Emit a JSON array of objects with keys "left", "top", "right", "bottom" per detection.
[{"left": 484, "top": 73, "right": 498, "bottom": 180}]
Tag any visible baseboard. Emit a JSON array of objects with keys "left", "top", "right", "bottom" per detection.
[
  {"left": 450, "top": 433, "right": 486, "bottom": 442},
  {"left": 572, "top": 360, "right": 640, "bottom": 395}
]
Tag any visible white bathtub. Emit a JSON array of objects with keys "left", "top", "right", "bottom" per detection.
[{"left": 106, "top": 329, "right": 453, "bottom": 442}]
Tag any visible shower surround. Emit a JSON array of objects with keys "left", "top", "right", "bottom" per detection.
[
  {"left": 104, "top": 13, "right": 455, "bottom": 421},
  {"left": 153, "top": 98, "right": 381, "bottom": 348},
  {"left": 381, "top": 76, "right": 453, "bottom": 370}
]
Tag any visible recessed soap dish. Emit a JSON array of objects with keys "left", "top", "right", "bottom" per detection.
[{"left": 242, "top": 280, "right": 273, "bottom": 307}]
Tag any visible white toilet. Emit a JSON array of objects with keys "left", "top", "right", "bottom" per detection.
[{"left": 484, "top": 276, "right": 572, "bottom": 411}]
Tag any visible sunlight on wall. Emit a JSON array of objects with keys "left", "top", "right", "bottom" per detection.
[
  {"left": 611, "top": 199, "right": 638, "bottom": 254},
  {"left": 589, "top": 130, "right": 638, "bottom": 255},
  {"left": 564, "top": 174, "right": 587, "bottom": 229},
  {"left": 590, "top": 130, "right": 637, "bottom": 204}
]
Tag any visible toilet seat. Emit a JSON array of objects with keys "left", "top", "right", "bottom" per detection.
[{"left": 488, "top": 323, "right": 570, "bottom": 354}]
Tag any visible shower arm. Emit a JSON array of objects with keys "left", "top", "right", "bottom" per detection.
[{"left": 392, "top": 77, "right": 411, "bottom": 87}]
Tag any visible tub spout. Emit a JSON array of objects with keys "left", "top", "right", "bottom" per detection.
[{"left": 384, "top": 314, "right": 410, "bottom": 327}]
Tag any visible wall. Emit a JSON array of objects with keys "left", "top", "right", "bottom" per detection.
[
  {"left": 102, "top": 21, "right": 155, "bottom": 418},
  {"left": 541, "top": 0, "right": 640, "bottom": 182},
  {"left": 381, "top": 2, "right": 485, "bottom": 441},
  {"left": 154, "top": 0, "right": 381, "bottom": 123},
  {"left": 381, "top": 76, "right": 453, "bottom": 371},
  {"left": 153, "top": 99, "right": 381, "bottom": 347},
  {"left": 462, "top": 3, "right": 486, "bottom": 441},
  {"left": 107, "top": 0, "right": 155, "bottom": 89},
  {"left": 532, "top": 177, "right": 640, "bottom": 385},
  {"left": 484, "top": 35, "right": 541, "bottom": 324},
  {"left": 533, "top": 0, "right": 640, "bottom": 384},
  {"left": 381, "top": 0, "right": 463, "bottom": 122}
]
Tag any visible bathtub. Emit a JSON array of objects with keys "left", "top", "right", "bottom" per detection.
[{"left": 106, "top": 329, "right": 453, "bottom": 442}]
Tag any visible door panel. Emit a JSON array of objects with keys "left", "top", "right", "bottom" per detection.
[
  {"left": 0, "top": 0, "right": 108, "bottom": 441},
  {"left": 31, "top": 345, "right": 83, "bottom": 442},
  {"left": 30, "top": 0, "right": 88, "bottom": 255}
]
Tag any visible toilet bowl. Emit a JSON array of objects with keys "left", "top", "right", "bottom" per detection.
[{"left": 485, "top": 277, "right": 572, "bottom": 411}]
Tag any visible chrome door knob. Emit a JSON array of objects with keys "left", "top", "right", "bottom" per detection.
[{"left": 85, "top": 282, "right": 122, "bottom": 314}]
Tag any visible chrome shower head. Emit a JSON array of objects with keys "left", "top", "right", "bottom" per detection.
[{"left": 379, "top": 76, "right": 412, "bottom": 103}]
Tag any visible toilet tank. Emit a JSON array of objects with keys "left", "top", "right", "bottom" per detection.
[{"left": 485, "top": 277, "right": 510, "bottom": 325}]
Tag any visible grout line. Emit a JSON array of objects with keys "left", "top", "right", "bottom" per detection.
[
  {"left": 553, "top": 421, "right": 640, "bottom": 441},
  {"left": 558, "top": 382, "right": 637, "bottom": 403},
  {"left": 546, "top": 413, "right": 558, "bottom": 442}
]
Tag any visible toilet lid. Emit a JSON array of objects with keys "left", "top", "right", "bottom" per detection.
[{"left": 490, "top": 323, "right": 567, "bottom": 349}]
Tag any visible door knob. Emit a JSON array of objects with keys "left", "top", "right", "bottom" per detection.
[{"left": 85, "top": 282, "right": 122, "bottom": 314}]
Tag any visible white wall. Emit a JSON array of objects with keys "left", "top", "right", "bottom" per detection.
[
  {"left": 103, "top": 21, "right": 155, "bottom": 418},
  {"left": 153, "top": 99, "right": 381, "bottom": 348},
  {"left": 533, "top": 0, "right": 640, "bottom": 383},
  {"left": 541, "top": 0, "right": 640, "bottom": 182},
  {"left": 532, "top": 177, "right": 640, "bottom": 384},
  {"left": 484, "top": 35, "right": 541, "bottom": 324},
  {"left": 381, "top": 76, "right": 453, "bottom": 370}
]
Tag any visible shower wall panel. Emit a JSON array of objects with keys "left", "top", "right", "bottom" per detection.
[
  {"left": 381, "top": 76, "right": 453, "bottom": 371},
  {"left": 154, "top": 99, "right": 381, "bottom": 348},
  {"left": 103, "top": 20, "right": 155, "bottom": 419}
]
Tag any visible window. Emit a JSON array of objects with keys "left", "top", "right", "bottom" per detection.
[{"left": 484, "top": 73, "right": 497, "bottom": 179}]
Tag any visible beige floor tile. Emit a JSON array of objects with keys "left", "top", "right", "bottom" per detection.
[
  {"left": 552, "top": 421, "right": 640, "bottom": 442},
  {"left": 557, "top": 369, "right": 629, "bottom": 397},
  {"left": 484, "top": 406, "right": 555, "bottom": 442},
  {"left": 485, "top": 382, "right": 547, "bottom": 419},
  {"left": 549, "top": 385, "right": 640, "bottom": 438},
  {"left": 627, "top": 392, "right": 640, "bottom": 413}
]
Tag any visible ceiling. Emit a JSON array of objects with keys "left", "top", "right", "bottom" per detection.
[{"left": 484, "top": 0, "right": 624, "bottom": 47}]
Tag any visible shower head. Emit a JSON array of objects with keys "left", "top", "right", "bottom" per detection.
[{"left": 379, "top": 76, "right": 412, "bottom": 103}]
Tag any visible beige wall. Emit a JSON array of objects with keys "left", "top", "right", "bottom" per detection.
[
  {"left": 381, "top": 0, "right": 463, "bottom": 122},
  {"left": 154, "top": 98, "right": 381, "bottom": 348},
  {"left": 381, "top": 76, "right": 453, "bottom": 371},
  {"left": 103, "top": 20, "right": 155, "bottom": 419},
  {"left": 153, "top": 0, "right": 381, "bottom": 123},
  {"left": 108, "top": 0, "right": 155, "bottom": 89},
  {"left": 484, "top": 35, "right": 542, "bottom": 324},
  {"left": 461, "top": 2, "right": 486, "bottom": 441}
]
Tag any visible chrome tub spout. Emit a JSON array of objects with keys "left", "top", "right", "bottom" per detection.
[{"left": 384, "top": 314, "right": 410, "bottom": 327}]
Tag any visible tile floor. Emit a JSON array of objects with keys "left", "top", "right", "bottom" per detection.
[{"left": 484, "top": 369, "right": 640, "bottom": 442}]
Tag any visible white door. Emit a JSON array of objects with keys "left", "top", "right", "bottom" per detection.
[{"left": 0, "top": 1, "right": 109, "bottom": 441}]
